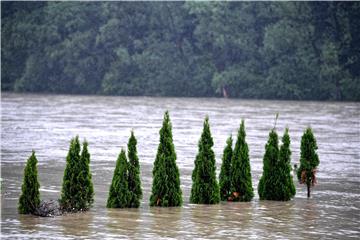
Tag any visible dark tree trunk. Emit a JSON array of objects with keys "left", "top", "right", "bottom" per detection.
[{"left": 307, "top": 183, "right": 311, "bottom": 198}]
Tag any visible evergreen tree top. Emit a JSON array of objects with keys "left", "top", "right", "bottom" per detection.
[
  {"left": 117, "top": 149, "right": 127, "bottom": 167},
  {"left": 265, "top": 129, "right": 279, "bottom": 165},
  {"left": 129, "top": 130, "right": 137, "bottom": 146},
  {"left": 159, "top": 111, "right": 174, "bottom": 146},
  {"left": 281, "top": 128, "right": 290, "bottom": 150},
  {"left": 128, "top": 130, "right": 139, "bottom": 164},
  {"left": 199, "top": 116, "right": 213, "bottom": 147},
  {"left": 81, "top": 140, "right": 90, "bottom": 164},
  {"left": 226, "top": 134, "right": 233, "bottom": 146},
  {"left": 300, "top": 127, "right": 319, "bottom": 169},
  {"left": 67, "top": 136, "right": 81, "bottom": 163},
  {"left": 237, "top": 119, "right": 247, "bottom": 145}
]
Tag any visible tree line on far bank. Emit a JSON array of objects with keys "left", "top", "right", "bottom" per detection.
[
  {"left": 18, "top": 112, "right": 320, "bottom": 216},
  {"left": 2, "top": 1, "right": 360, "bottom": 101}
]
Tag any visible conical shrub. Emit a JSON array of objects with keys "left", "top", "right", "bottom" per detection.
[
  {"left": 18, "top": 151, "right": 40, "bottom": 214},
  {"left": 219, "top": 135, "right": 233, "bottom": 201},
  {"left": 107, "top": 149, "right": 131, "bottom": 208},
  {"left": 127, "top": 131, "right": 142, "bottom": 208},
  {"left": 190, "top": 116, "right": 220, "bottom": 204},
  {"left": 258, "top": 129, "right": 279, "bottom": 200},
  {"left": 297, "top": 127, "right": 319, "bottom": 198},
  {"left": 277, "top": 128, "right": 296, "bottom": 200},
  {"left": 78, "top": 140, "right": 94, "bottom": 209},
  {"left": 230, "top": 120, "right": 254, "bottom": 202},
  {"left": 149, "top": 111, "right": 182, "bottom": 207},
  {"left": 60, "top": 136, "right": 94, "bottom": 211}
]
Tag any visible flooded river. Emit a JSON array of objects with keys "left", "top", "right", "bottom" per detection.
[{"left": 1, "top": 93, "right": 359, "bottom": 239}]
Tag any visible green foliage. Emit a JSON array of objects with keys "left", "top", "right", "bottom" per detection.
[
  {"left": 60, "top": 136, "right": 94, "bottom": 212},
  {"left": 107, "top": 149, "right": 131, "bottom": 208},
  {"left": 219, "top": 135, "right": 233, "bottom": 201},
  {"left": 78, "top": 141, "right": 94, "bottom": 209},
  {"left": 277, "top": 128, "right": 296, "bottom": 200},
  {"left": 230, "top": 120, "right": 254, "bottom": 202},
  {"left": 297, "top": 127, "right": 320, "bottom": 198},
  {"left": 18, "top": 151, "right": 40, "bottom": 214},
  {"left": 259, "top": 127, "right": 296, "bottom": 201},
  {"left": 150, "top": 111, "right": 182, "bottom": 207},
  {"left": 127, "top": 131, "right": 142, "bottom": 208},
  {"left": 190, "top": 116, "right": 220, "bottom": 204},
  {"left": 258, "top": 129, "right": 279, "bottom": 200},
  {"left": 2, "top": 1, "right": 359, "bottom": 100}
]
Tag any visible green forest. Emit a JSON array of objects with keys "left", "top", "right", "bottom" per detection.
[{"left": 1, "top": 1, "right": 359, "bottom": 101}]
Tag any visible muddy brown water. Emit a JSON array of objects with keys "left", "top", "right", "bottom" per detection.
[{"left": 1, "top": 93, "right": 359, "bottom": 239}]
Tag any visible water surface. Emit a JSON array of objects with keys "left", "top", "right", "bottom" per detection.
[{"left": 1, "top": 93, "right": 359, "bottom": 239}]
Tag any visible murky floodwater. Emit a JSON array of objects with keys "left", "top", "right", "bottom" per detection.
[{"left": 1, "top": 93, "right": 359, "bottom": 239}]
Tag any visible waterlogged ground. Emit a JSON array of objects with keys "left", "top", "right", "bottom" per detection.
[{"left": 1, "top": 93, "right": 359, "bottom": 239}]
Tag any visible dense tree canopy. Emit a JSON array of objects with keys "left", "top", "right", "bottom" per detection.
[{"left": 2, "top": 1, "right": 359, "bottom": 100}]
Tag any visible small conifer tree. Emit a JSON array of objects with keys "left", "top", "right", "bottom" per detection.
[
  {"left": 277, "top": 128, "right": 296, "bottom": 200},
  {"left": 78, "top": 140, "right": 94, "bottom": 210},
  {"left": 107, "top": 149, "right": 131, "bottom": 208},
  {"left": 60, "top": 136, "right": 81, "bottom": 211},
  {"left": 297, "top": 127, "right": 320, "bottom": 198},
  {"left": 60, "top": 136, "right": 94, "bottom": 212},
  {"left": 258, "top": 129, "right": 279, "bottom": 200},
  {"left": 127, "top": 130, "right": 142, "bottom": 208},
  {"left": 190, "top": 116, "right": 220, "bottom": 204},
  {"left": 149, "top": 111, "right": 182, "bottom": 207},
  {"left": 18, "top": 151, "right": 40, "bottom": 214},
  {"left": 230, "top": 120, "right": 254, "bottom": 202},
  {"left": 219, "top": 135, "right": 233, "bottom": 201}
]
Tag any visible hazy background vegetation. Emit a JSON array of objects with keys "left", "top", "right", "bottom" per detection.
[{"left": 1, "top": 1, "right": 359, "bottom": 100}]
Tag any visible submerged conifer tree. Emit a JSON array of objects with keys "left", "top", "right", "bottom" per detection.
[
  {"left": 127, "top": 131, "right": 142, "bottom": 208},
  {"left": 230, "top": 120, "right": 254, "bottom": 201},
  {"left": 107, "top": 149, "right": 131, "bottom": 208},
  {"left": 297, "top": 127, "right": 320, "bottom": 198},
  {"left": 258, "top": 129, "right": 279, "bottom": 200},
  {"left": 219, "top": 135, "right": 233, "bottom": 201},
  {"left": 190, "top": 116, "right": 220, "bottom": 204},
  {"left": 149, "top": 111, "right": 182, "bottom": 207},
  {"left": 276, "top": 128, "right": 296, "bottom": 200},
  {"left": 78, "top": 140, "right": 94, "bottom": 209},
  {"left": 18, "top": 151, "right": 40, "bottom": 214},
  {"left": 60, "top": 136, "right": 94, "bottom": 211},
  {"left": 60, "top": 136, "right": 81, "bottom": 211}
]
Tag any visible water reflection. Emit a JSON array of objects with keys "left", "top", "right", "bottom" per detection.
[
  {"left": 106, "top": 208, "right": 141, "bottom": 238},
  {"left": 18, "top": 214, "right": 41, "bottom": 233},
  {"left": 256, "top": 200, "right": 297, "bottom": 239},
  {"left": 149, "top": 207, "right": 182, "bottom": 238},
  {"left": 190, "top": 204, "right": 221, "bottom": 238},
  {"left": 59, "top": 211, "right": 94, "bottom": 238}
]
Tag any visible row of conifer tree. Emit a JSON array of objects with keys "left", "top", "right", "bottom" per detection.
[{"left": 18, "top": 111, "right": 319, "bottom": 214}]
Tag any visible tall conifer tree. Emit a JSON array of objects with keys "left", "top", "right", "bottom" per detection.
[
  {"left": 60, "top": 136, "right": 81, "bottom": 211},
  {"left": 297, "top": 127, "right": 320, "bottom": 198},
  {"left": 127, "top": 131, "right": 142, "bottom": 208},
  {"left": 107, "top": 149, "right": 131, "bottom": 208},
  {"left": 18, "top": 151, "right": 40, "bottom": 214},
  {"left": 277, "top": 128, "right": 296, "bottom": 200},
  {"left": 190, "top": 116, "right": 220, "bottom": 204},
  {"left": 78, "top": 140, "right": 94, "bottom": 210},
  {"left": 258, "top": 129, "right": 279, "bottom": 200},
  {"left": 219, "top": 135, "right": 233, "bottom": 201},
  {"left": 149, "top": 111, "right": 182, "bottom": 207},
  {"left": 60, "top": 136, "right": 94, "bottom": 211},
  {"left": 230, "top": 120, "right": 254, "bottom": 202}
]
